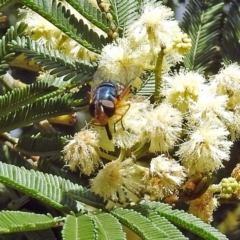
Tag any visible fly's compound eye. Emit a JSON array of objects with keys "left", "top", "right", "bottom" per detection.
[
  {"left": 101, "top": 100, "right": 115, "bottom": 118},
  {"left": 89, "top": 100, "right": 115, "bottom": 119}
]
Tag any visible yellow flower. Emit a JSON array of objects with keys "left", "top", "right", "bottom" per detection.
[
  {"left": 127, "top": 2, "right": 182, "bottom": 53},
  {"left": 177, "top": 120, "right": 232, "bottom": 174},
  {"left": 164, "top": 33, "right": 192, "bottom": 55},
  {"left": 147, "top": 103, "right": 182, "bottom": 152},
  {"left": 91, "top": 158, "right": 146, "bottom": 202},
  {"left": 97, "top": 38, "right": 146, "bottom": 80},
  {"left": 189, "top": 191, "right": 218, "bottom": 223},
  {"left": 211, "top": 63, "right": 240, "bottom": 97},
  {"left": 210, "top": 63, "right": 240, "bottom": 139},
  {"left": 162, "top": 69, "right": 206, "bottom": 113},
  {"left": 143, "top": 155, "right": 186, "bottom": 200},
  {"left": 188, "top": 91, "right": 233, "bottom": 128}
]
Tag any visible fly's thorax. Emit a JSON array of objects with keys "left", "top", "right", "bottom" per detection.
[{"left": 89, "top": 80, "right": 122, "bottom": 123}]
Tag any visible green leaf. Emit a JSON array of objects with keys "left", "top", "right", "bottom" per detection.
[
  {"left": 65, "top": 188, "right": 106, "bottom": 210},
  {"left": 143, "top": 201, "right": 228, "bottom": 240},
  {"left": 60, "top": 4, "right": 111, "bottom": 51},
  {"left": 62, "top": 214, "right": 96, "bottom": 240},
  {"left": 0, "top": 142, "right": 33, "bottom": 169},
  {"left": 12, "top": 36, "right": 97, "bottom": 84},
  {"left": 15, "top": 134, "right": 65, "bottom": 157},
  {"left": 0, "top": 95, "right": 74, "bottom": 133},
  {"left": 182, "top": 0, "right": 224, "bottom": 74},
  {"left": 148, "top": 213, "right": 187, "bottom": 240},
  {"left": 0, "top": 82, "right": 57, "bottom": 118},
  {"left": 110, "top": 208, "right": 168, "bottom": 240},
  {"left": 19, "top": 0, "right": 105, "bottom": 53},
  {"left": 92, "top": 213, "right": 126, "bottom": 240},
  {"left": 0, "top": 162, "right": 105, "bottom": 213},
  {"left": 0, "top": 22, "right": 26, "bottom": 77},
  {"left": 0, "top": 162, "right": 77, "bottom": 213},
  {"left": 37, "top": 156, "right": 85, "bottom": 185},
  {"left": 136, "top": 71, "right": 155, "bottom": 96},
  {"left": 110, "top": 0, "right": 141, "bottom": 35},
  {"left": 0, "top": 211, "right": 61, "bottom": 234},
  {"left": 221, "top": 1, "right": 240, "bottom": 64},
  {"left": 130, "top": 203, "right": 187, "bottom": 240},
  {"left": 64, "top": 0, "right": 109, "bottom": 33}
]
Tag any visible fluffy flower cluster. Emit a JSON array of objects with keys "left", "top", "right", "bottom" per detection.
[
  {"left": 63, "top": 129, "right": 101, "bottom": 176},
  {"left": 126, "top": 2, "right": 191, "bottom": 69},
  {"left": 210, "top": 63, "right": 240, "bottom": 139},
  {"left": 161, "top": 64, "right": 240, "bottom": 174},
  {"left": 146, "top": 103, "right": 182, "bottom": 152},
  {"left": 98, "top": 1, "right": 191, "bottom": 82},
  {"left": 90, "top": 158, "right": 147, "bottom": 202},
  {"left": 188, "top": 92, "right": 232, "bottom": 127},
  {"left": 162, "top": 69, "right": 206, "bottom": 113},
  {"left": 189, "top": 191, "right": 218, "bottom": 223},
  {"left": 143, "top": 155, "right": 186, "bottom": 200},
  {"left": 94, "top": 98, "right": 182, "bottom": 153},
  {"left": 177, "top": 120, "right": 232, "bottom": 174}
]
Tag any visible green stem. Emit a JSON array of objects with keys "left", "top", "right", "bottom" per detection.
[
  {"left": 118, "top": 148, "right": 126, "bottom": 162},
  {"left": 154, "top": 50, "right": 164, "bottom": 102},
  {"left": 132, "top": 142, "right": 150, "bottom": 160},
  {"left": 97, "top": 149, "right": 117, "bottom": 161}
]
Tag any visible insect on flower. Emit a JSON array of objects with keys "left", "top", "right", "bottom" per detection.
[{"left": 88, "top": 65, "right": 140, "bottom": 140}]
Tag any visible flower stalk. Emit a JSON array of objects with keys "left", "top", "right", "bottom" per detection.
[{"left": 154, "top": 50, "right": 164, "bottom": 102}]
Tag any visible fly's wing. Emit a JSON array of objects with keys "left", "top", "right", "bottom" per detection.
[
  {"left": 120, "top": 65, "right": 141, "bottom": 86},
  {"left": 92, "top": 65, "right": 141, "bottom": 89}
]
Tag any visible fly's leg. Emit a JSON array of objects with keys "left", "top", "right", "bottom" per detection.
[
  {"left": 105, "top": 123, "right": 112, "bottom": 140},
  {"left": 114, "top": 119, "right": 124, "bottom": 133},
  {"left": 113, "top": 102, "right": 130, "bottom": 132}
]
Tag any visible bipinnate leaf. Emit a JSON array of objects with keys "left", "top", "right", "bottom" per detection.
[
  {"left": 131, "top": 203, "right": 187, "bottom": 240},
  {"left": 16, "top": 134, "right": 64, "bottom": 157},
  {"left": 0, "top": 211, "right": 61, "bottom": 234},
  {"left": 142, "top": 201, "right": 228, "bottom": 240},
  {"left": 110, "top": 0, "right": 140, "bottom": 35},
  {"left": 182, "top": 0, "right": 224, "bottom": 73},
  {"left": 0, "top": 162, "right": 100, "bottom": 213},
  {"left": 0, "top": 22, "right": 26, "bottom": 77},
  {"left": 12, "top": 36, "right": 97, "bottom": 84},
  {"left": 18, "top": 0, "right": 102, "bottom": 53},
  {"left": 221, "top": 0, "right": 240, "bottom": 64},
  {"left": 66, "top": 0, "right": 109, "bottom": 32},
  {"left": 0, "top": 81, "right": 57, "bottom": 118},
  {"left": 92, "top": 213, "right": 126, "bottom": 240},
  {"left": 62, "top": 214, "right": 95, "bottom": 240},
  {"left": 110, "top": 208, "right": 168, "bottom": 239}
]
